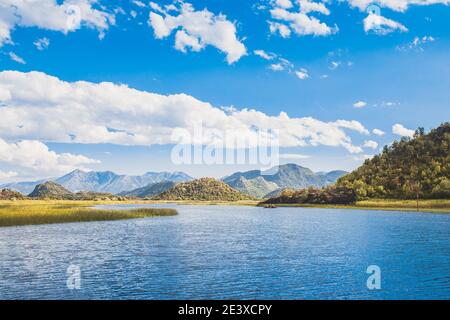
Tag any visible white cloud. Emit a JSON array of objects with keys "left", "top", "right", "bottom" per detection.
[
  {"left": 364, "top": 13, "right": 408, "bottom": 35},
  {"left": 270, "top": 63, "right": 285, "bottom": 71},
  {"left": 363, "top": 140, "right": 378, "bottom": 149},
  {"left": 33, "top": 37, "right": 50, "bottom": 51},
  {"left": 329, "top": 61, "right": 341, "bottom": 70},
  {"left": 0, "top": 138, "right": 100, "bottom": 178},
  {"left": 0, "top": 71, "right": 369, "bottom": 154},
  {"left": 8, "top": 52, "right": 26, "bottom": 64},
  {"left": 295, "top": 68, "right": 309, "bottom": 80},
  {"left": 133, "top": 0, "right": 146, "bottom": 8},
  {"left": 392, "top": 123, "right": 415, "bottom": 137},
  {"left": 353, "top": 101, "right": 367, "bottom": 108},
  {"left": 268, "top": 21, "right": 292, "bottom": 38},
  {"left": 269, "top": 5, "right": 337, "bottom": 37},
  {"left": 372, "top": 128, "right": 385, "bottom": 136},
  {"left": 148, "top": 2, "right": 247, "bottom": 64},
  {"left": 279, "top": 153, "right": 310, "bottom": 159},
  {"left": 348, "top": 0, "right": 450, "bottom": 12},
  {"left": 275, "top": 0, "right": 294, "bottom": 9},
  {"left": 254, "top": 49, "right": 276, "bottom": 60},
  {"left": 0, "top": 0, "right": 115, "bottom": 47},
  {"left": 397, "top": 35, "right": 435, "bottom": 51}
]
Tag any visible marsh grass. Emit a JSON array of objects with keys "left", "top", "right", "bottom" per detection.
[{"left": 0, "top": 200, "right": 177, "bottom": 227}]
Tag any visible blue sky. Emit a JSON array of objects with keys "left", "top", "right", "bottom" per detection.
[{"left": 0, "top": 0, "right": 449, "bottom": 181}]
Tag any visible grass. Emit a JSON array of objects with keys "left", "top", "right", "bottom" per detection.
[
  {"left": 260, "top": 199, "right": 450, "bottom": 213},
  {"left": 0, "top": 200, "right": 177, "bottom": 227}
]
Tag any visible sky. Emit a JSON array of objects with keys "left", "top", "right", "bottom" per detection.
[{"left": 0, "top": 0, "right": 449, "bottom": 182}]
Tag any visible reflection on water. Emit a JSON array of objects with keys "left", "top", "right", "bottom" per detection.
[{"left": 0, "top": 205, "right": 449, "bottom": 299}]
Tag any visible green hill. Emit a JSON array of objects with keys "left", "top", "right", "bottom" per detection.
[
  {"left": 337, "top": 123, "right": 450, "bottom": 200},
  {"left": 262, "top": 123, "right": 449, "bottom": 206},
  {"left": 153, "top": 178, "right": 252, "bottom": 201}
]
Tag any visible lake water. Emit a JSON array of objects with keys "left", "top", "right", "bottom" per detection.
[{"left": 0, "top": 204, "right": 449, "bottom": 300}]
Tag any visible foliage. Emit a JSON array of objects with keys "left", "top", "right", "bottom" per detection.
[
  {"left": 262, "top": 185, "right": 357, "bottom": 205},
  {"left": 154, "top": 178, "right": 252, "bottom": 201},
  {"left": 337, "top": 123, "right": 450, "bottom": 200}
]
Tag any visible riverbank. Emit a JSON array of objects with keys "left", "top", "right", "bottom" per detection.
[
  {"left": 260, "top": 199, "right": 450, "bottom": 213},
  {"left": 0, "top": 200, "right": 177, "bottom": 227}
]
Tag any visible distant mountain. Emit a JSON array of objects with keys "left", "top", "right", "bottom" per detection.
[
  {"left": 222, "top": 164, "right": 347, "bottom": 198},
  {"left": 154, "top": 178, "right": 252, "bottom": 201},
  {"left": 1, "top": 179, "right": 47, "bottom": 195},
  {"left": 29, "top": 181, "right": 73, "bottom": 199},
  {"left": 119, "top": 181, "right": 177, "bottom": 198},
  {"left": 224, "top": 176, "right": 279, "bottom": 199},
  {"left": 1, "top": 170, "right": 193, "bottom": 195}
]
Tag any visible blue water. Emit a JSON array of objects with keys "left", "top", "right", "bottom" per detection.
[{"left": 0, "top": 205, "right": 449, "bottom": 300}]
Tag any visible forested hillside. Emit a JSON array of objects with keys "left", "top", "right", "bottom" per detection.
[{"left": 337, "top": 123, "right": 449, "bottom": 200}]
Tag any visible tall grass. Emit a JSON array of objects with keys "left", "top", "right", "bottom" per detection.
[{"left": 0, "top": 201, "right": 177, "bottom": 227}]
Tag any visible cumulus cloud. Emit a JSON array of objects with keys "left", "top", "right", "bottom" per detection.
[
  {"left": 34, "top": 37, "right": 50, "bottom": 51},
  {"left": 269, "top": 1, "right": 338, "bottom": 37},
  {"left": 148, "top": 2, "right": 246, "bottom": 64},
  {"left": 254, "top": 49, "right": 276, "bottom": 60},
  {"left": 0, "top": 71, "right": 368, "bottom": 154},
  {"left": 372, "top": 128, "right": 385, "bottom": 136},
  {"left": 0, "top": 138, "right": 100, "bottom": 178},
  {"left": 363, "top": 140, "right": 378, "bottom": 149},
  {"left": 392, "top": 123, "right": 415, "bottom": 137},
  {"left": 364, "top": 13, "right": 408, "bottom": 35},
  {"left": 353, "top": 101, "right": 367, "bottom": 108},
  {"left": 0, "top": 0, "right": 115, "bottom": 47}
]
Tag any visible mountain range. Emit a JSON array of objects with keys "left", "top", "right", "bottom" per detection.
[
  {"left": 222, "top": 164, "right": 347, "bottom": 198},
  {"left": 1, "top": 164, "right": 347, "bottom": 198},
  {"left": 1, "top": 170, "right": 193, "bottom": 195}
]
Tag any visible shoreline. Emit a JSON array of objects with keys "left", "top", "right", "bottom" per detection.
[{"left": 0, "top": 198, "right": 449, "bottom": 228}]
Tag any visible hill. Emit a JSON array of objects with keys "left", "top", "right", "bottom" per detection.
[
  {"left": 119, "top": 181, "right": 177, "bottom": 198},
  {"left": 0, "top": 188, "right": 26, "bottom": 200},
  {"left": 28, "top": 182, "right": 74, "bottom": 199},
  {"left": 154, "top": 178, "right": 252, "bottom": 201},
  {"left": 1, "top": 170, "right": 193, "bottom": 194},
  {"left": 337, "top": 123, "right": 450, "bottom": 200},
  {"left": 222, "top": 164, "right": 347, "bottom": 198}
]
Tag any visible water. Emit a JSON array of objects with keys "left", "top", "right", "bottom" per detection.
[{"left": 0, "top": 205, "right": 449, "bottom": 300}]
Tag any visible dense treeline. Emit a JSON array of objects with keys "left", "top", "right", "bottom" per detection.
[
  {"left": 337, "top": 123, "right": 450, "bottom": 200},
  {"left": 262, "top": 186, "right": 357, "bottom": 205}
]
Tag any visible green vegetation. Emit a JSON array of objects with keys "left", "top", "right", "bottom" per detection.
[
  {"left": 0, "top": 200, "right": 177, "bottom": 227},
  {"left": 262, "top": 185, "right": 356, "bottom": 205},
  {"left": 262, "top": 123, "right": 450, "bottom": 210},
  {"left": 337, "top": 123, "right": 449, "bottom": 202},
  {"left": 154, "top": 178, "right": 253, "bottom": 201}
]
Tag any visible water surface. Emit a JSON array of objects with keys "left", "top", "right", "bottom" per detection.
[{"left": 0, "top": 205, "right": 449, "bottom": 299}]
